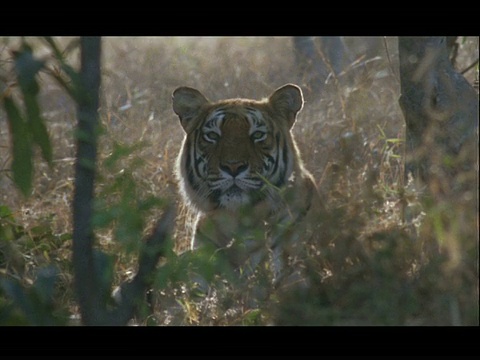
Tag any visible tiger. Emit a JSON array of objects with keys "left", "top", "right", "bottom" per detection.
[{"left": 172, "top": 84, "right": 324, "bottom": 289}]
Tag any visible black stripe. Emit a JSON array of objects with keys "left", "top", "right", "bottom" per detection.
[
  {"left": 194, "top": 130, "right": 205, "bottom": 178},
  {"left": 186, "top": 130, "right": 202, "bottom": 191},
  {"left": 264, "top": 155, "right": 275, "bottom": 173},
  {"left": 279, "top": 141, "right": 289, "bottom": 186},
  {"left": 211, "top": 189, "right": 221, "bottom": 205},
  {"left": 185, "top": 149, "right": 198, "bottom": 192},
  {"left": 271, "top": 133, "right": 281, "bottom": 177},
  {"left": 272, "top": 134, "right": 289, "bottom": 188}
]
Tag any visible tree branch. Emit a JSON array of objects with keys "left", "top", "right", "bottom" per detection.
[
  {"left": 460, "top": 58, "right": 479, "bottom": 75},
  {"left": 108, "top": 204, "right": 175, "bottom": 325}
]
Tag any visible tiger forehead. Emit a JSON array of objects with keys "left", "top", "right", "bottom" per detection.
[{"left": 203, "top": 105, "right": 266, "bottom": 133}]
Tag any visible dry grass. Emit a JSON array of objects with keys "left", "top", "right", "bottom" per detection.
[{"left": 0, "top": 36, "right": 478, "bottom": 325}]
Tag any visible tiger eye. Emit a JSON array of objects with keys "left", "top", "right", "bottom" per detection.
[
  {"left": 205, "top": 131, "right": 220, "bottom": 142},
  {"left": 251, "top": 131, "right": 266, "bottom": 141}
]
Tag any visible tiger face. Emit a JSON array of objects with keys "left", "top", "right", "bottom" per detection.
[{"left": 173, "top": 84, "right": 304, "bottom": 214}]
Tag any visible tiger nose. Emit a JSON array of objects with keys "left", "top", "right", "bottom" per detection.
[{"left": 220, "top": 161, "right": 248, "bottom": 177}]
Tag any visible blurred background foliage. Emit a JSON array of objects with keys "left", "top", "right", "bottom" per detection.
[{"left": 0, "top": 36, "right": 478, "bottom": 325}]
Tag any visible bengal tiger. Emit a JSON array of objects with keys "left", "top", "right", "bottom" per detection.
[{"left": 172, "top": 84, "right": 323, "bottom": 289}]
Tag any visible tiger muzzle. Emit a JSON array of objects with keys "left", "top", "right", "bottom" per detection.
[{"left": 219, "top": 161, "right": 248, "bottom": 178}]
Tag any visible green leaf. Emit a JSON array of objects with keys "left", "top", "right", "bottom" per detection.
[
  {"left": 3, "top": 96, "right": 33, "bottom": 196},
  {"left": 42, "top": 37, "right": 64, "bottom": 59},
  {"left": 386, "top": 138, "right": 404, "bottom": 144},
  {"left": 0, "top": 278, "right": 34, "bottom": 320},
  {"left": 376, "top": 124, "right": 387, "bottom": 139},
  {"left": 242, "top": 308, "right": 262, "bottom": 325},
  {"left": 93, "top": 250, "right": 115, "bottom": 303},
  {"left": 33, "top": 266, "right": 59, "bottom": 304},
  {"left": 49, "top": 69, "right": 77, "bottom": 100},
  {"left": 43, "top": 37, "right": 83, "bottom": 101},
  {"left": 11, "top": 43, "right": 52, "bottom": 165},
  {"left": 24, "top": 96, "right": 53, "bottom": 164},
  {"left": 138, "top": 196, "right": 165, "bottom": 212},
  {"left": 13, "top": 42, "right": 45, "bottom": 96},
  {"left": 1, "top": 267, "right": 65, "bottom": 325},
  {"left": 103, "top": 141, "right": 146, "bottom": 169},
  {"left": 0, "top": 205, "right": 13, "bottom": 219},
  {"left": 91, "top": 205, "right": 118, "bottom": 229}
]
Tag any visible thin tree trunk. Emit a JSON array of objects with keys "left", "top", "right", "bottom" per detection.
[
  {"left": 71, "top": 37, "right": 175, "bottom": 325},
  {"left": 72, "top": 36, "right": 103, "bottom": 325},
  {"left": 293, "top": 36, "right": 329, "bottom": 94},
  {"left": 321, "top": 36, "right": 350, "bottom": 76},
  {"left": 293, "top": 36, "right": 354, "bottom": 100}
]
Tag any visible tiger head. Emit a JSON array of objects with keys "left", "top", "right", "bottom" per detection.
[{"left": 173, "top": 84, "right": 304, "bottom": 213}]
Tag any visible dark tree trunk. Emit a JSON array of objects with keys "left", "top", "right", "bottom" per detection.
[
  {"left": 293, "top": 36, "right": 350, "bottom": 98},
  {"left": 398, "top": 37, "right": 478, "bottom": 190},
  {"left": 72, "top": 36, "right": 103, "bottom": 325},
  {"left": 293, "top": 36, "right": 329, "bottom": 94},
  {"left": 320, "top": 36, "right": 349, "bottom": 76},
  {"left": 72, "top": 37, "right": 175, "bottom": 325}
]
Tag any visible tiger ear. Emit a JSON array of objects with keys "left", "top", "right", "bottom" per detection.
[
  {"left": 172, "top": 87, "right": 209, "bottom": 133},
  {"left": 268, "top": 84, "right": 304, "bottom": 129}
]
